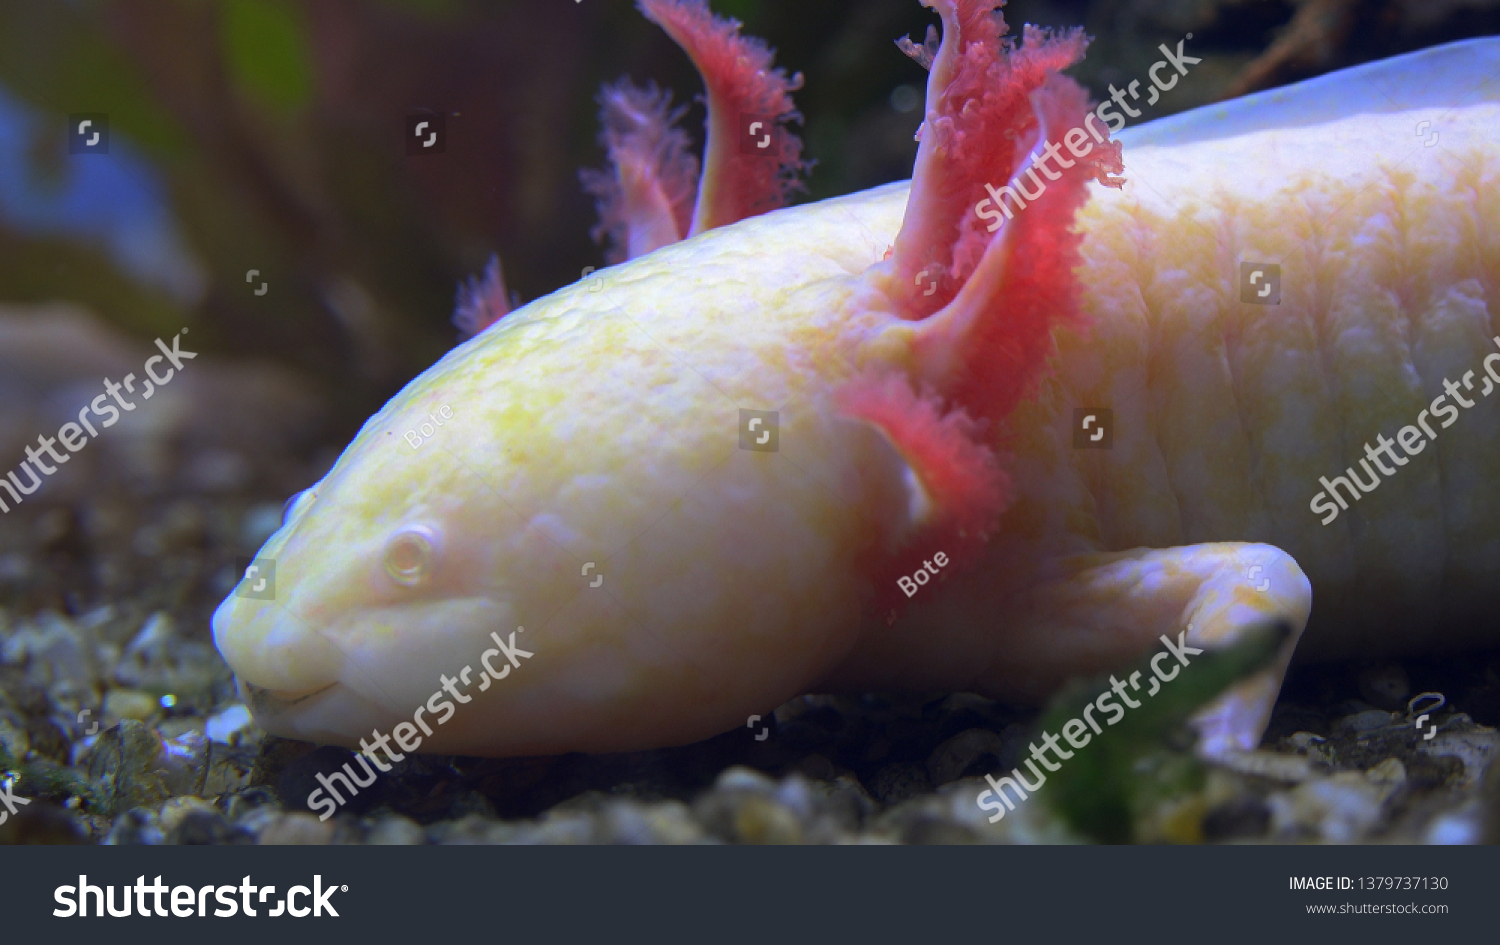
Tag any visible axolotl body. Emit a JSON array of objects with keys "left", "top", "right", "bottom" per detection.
[{"left": 213, "top": 0, "right": 1500, "bottom": 759}]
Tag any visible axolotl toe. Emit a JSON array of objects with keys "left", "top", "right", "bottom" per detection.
[{"left": 213, "top": 0, "right": 1500, "bottom": 759}]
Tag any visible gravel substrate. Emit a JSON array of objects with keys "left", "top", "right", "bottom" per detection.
[{"left": 2, "top": 500, "right": 1497, "bottom": 846}]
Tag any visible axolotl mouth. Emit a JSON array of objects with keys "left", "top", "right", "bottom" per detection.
[
  {"left": 238, "top": 682, "right": 335, "bottom": 715},
  {"left": 214, "top": 597, "right": 373, "bottom": 746},
  {"left": 213, "top": 574, "right": 550, "bottom": 754},
  {"left": 234, "top": 680, "right": 395, "bottom": 747}
]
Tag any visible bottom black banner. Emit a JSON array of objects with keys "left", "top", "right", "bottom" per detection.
[{"left": 0, "top": 845, "right": 1487, "bottom": 942}]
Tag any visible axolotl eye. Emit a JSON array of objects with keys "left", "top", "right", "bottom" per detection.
[{"left": 384, "top": 525, "right": 441, "bottom": 587}]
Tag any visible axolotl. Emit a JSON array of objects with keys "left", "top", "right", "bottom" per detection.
[{"left": 213, "top": 0, "right": 1500, "bottom": 759}]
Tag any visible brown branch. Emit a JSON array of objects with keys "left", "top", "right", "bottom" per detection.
[{"left": 1221, "top": 0, "right": 1361, "bottom": 100}]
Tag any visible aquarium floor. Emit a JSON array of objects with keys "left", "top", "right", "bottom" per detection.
[{"left": 1, "top": 473, "right": 1496, "bottom": 844}]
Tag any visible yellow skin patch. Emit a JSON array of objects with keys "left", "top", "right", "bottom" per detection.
[{"left": 215, "top": 42, "right": 1500, "bottom": 758}]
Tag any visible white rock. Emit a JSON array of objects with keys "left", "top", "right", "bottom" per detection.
[
  {"left": 1425, "top": 808, "right": 1482, "bottom": 845},
  {"left": 205, "top": 704, "right": 255, "bottom": 744}
]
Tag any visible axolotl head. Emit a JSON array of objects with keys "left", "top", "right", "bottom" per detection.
[
  {"left": 212, "top": 217, "right": 916, "bottom": 756},
  {"left": 212, "top": 0, "right": 1122, "bottom": 757}
]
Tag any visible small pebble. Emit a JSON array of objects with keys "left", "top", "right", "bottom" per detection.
[
  {"left": 1425, "top": 810, "right": 1481, "bottom": 845},
  {"left": 429, "top": 814, "right": 516, "bottom": 844},
  {"left": 126, "top": 612, "right": 175, "bottom": 652},
  {"left": 599, "top": 800, "right": 703, "bottom": 845},
  {"left": 158, "top": 795, "right": 217, "bottom": 835},
  {"left": 160, "top": 729, "right": 208, "bottom": 795},
  {"left": 1365, "top": 757, "right": 1406, "bottom": 788},
  {"left": 365, "top": 815, "right": 427, "bottom": 845},
  {"left": 1269, "top": 772, "right": 1391, "bottom": 842},
  {"left": 103, "top": 689, "right": 158, "bottom": 722},
  {"left": 867, "top": 762, "right": 930, "bottom": 805},
  {"left": 1286, "top": 731, "right": 1326, "bottom": 750},
  {"left": 927, "top": 728, "right": 1005, "bottom": 786},
  {"left": 1202, "top": 795, "right": 1272, "bottom": 841},
  {"left": 173, "top": 808, "right": 250, "bottom": 844},
  {"left": 86, "top": 720, "right": 172, "bottom": 815},
  {"left": 1215, "top": 749, "right": 1312, "bottom": 783},
  {"left": 733, "top": 796, "right": 803, "bottom": 844},
  {"left": 517, "top": 811, "right": 595, "bottom": 844},
  {"left": 205, "top": 704, "right": 254, "bottom": 744},
  {"left": 258, "top": 812, "right": 336, "bottom": 845},
  {"left": 103, "top": 808, "right": 165, "bottom": 846},
  {"left": 1336, "top": 709, "right": 1396, "bottom": 734},
  {"left": 714, "top": 765, "right": 776, "bottom": 795}
]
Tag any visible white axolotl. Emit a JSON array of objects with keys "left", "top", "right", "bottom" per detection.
[{"left": 213, "top": 0, "right": 1500, "bottom": 759}]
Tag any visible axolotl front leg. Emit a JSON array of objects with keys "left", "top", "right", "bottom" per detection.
[
  {"left": 994, "top": 545, "right": 1311, "bottom": 755},
  {"left": 827, "top": 540, "right": 1312, "bottom": 755}
]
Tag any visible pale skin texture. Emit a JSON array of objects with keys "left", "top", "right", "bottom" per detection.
[{"left": 214, "top": 39, "right": 1500, "bottom": 758}]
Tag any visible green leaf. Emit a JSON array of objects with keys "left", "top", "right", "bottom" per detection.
[
  {"left": 221, "top": 0, "right": 313, "bottom": 114},
  {"left": 1037, "top": 621, "right": 1290, "bottom": 843}
]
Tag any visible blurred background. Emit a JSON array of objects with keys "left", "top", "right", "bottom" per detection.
[{"left": 3, "top": 0, "right": 1498, "bottom": 418}]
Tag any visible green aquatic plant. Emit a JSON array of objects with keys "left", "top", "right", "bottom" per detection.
[{"left": 1037, "top": 622, "right": 1290, "bottom": 843}]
